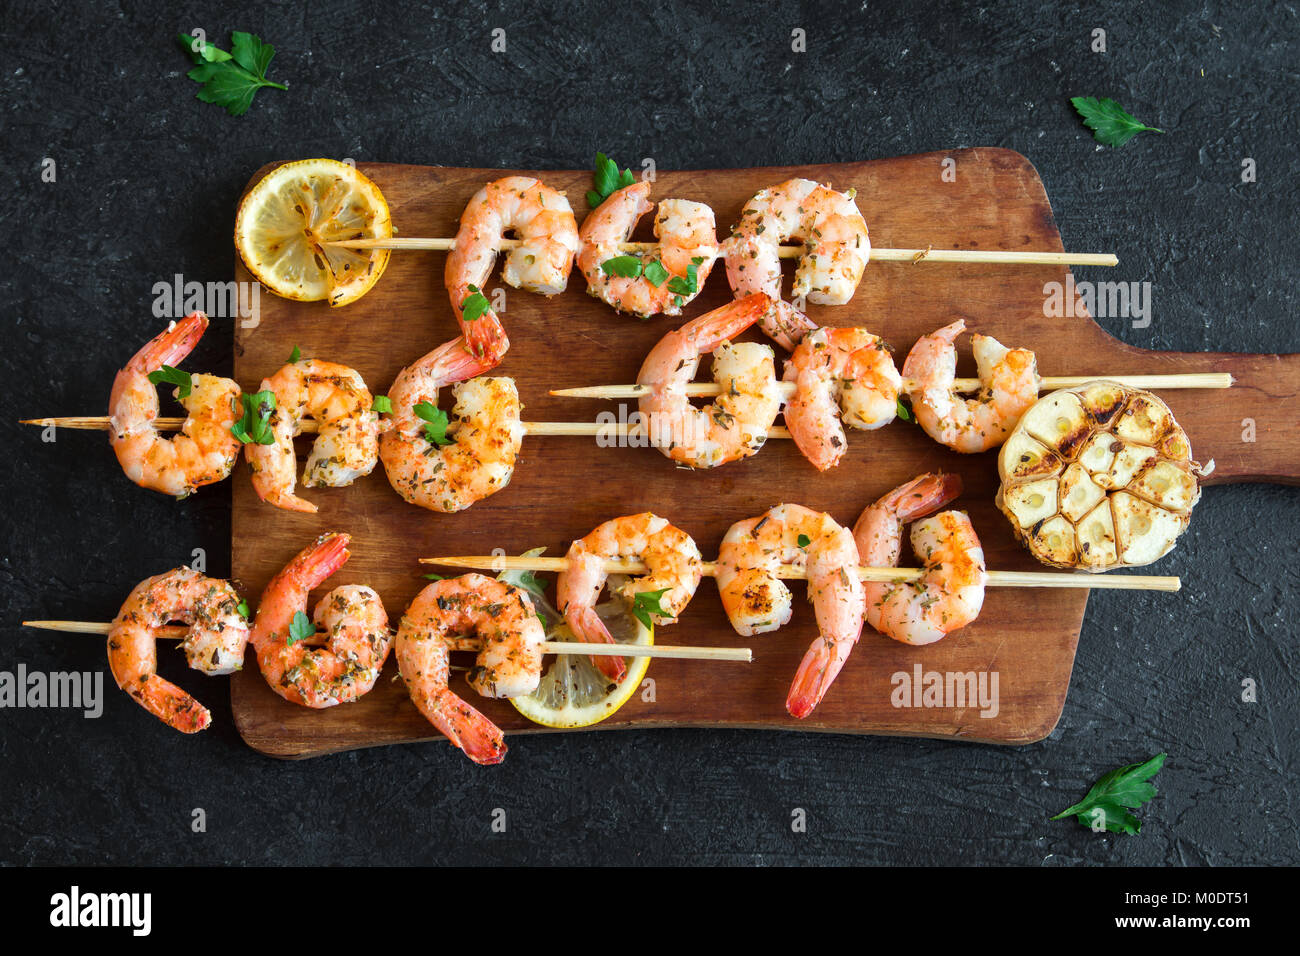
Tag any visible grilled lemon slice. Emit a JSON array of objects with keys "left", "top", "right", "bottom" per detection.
[
  {"left": 510, "top": 601, "right": 652, "bottom": 729},
  {"left": 997, "top": 381, "right": 1207, "bottom": 570},
  {"left": 234, "top": 158, "right": 391, "bottom": 307}
]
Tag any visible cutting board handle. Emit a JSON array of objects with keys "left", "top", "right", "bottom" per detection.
[{"left": 1138, "top": 349, "right": 1300, "bottom": 485}]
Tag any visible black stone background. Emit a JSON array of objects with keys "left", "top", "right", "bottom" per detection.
[{"left": 0, "top": 0, "right": 1296, "bottom": 866}]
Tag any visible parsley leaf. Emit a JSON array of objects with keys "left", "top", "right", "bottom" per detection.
[
  {"left": 288, "top": 345, "right": 301, "bottom": 364},
  {"left": 460, "top": 284, "right": 491, "bottom": 322},
  {"left": 228, "top": 390, "right": 277, "bottom": 445},
  {"left": 413, "top": 401, "right": 453, "bottom": 446},
  {"left": 631, "top": 587, "right": 671, "bottom": 630},
  {"left": 371, "top": 395, "right": 393, "bottom": 414},
  {"left": 666, "top": 256, "right": 704, "bottom": 296},
  {"left": 896, "top": 397, "right": 913, "bottom": 422},
  {"left": 147, "top": 365, "right": 192, "bottom": 399},
  {"left": 642, "top": 259, "right": 670, "bottom": 287},
  {"left": 1070, "top": 97, "right": 1163, "bottom": 147},
  {"left": 796, "top": 534, "right": 811, "bottom": 548},
  {"left": 177, "top": 30, "right": 287, "bottom": 117},
  {"left": 601, "top": 255, "right": 643, "bottom": 279},
  {"left": 586, "top": 152, "right": 637, "bottom": 209},
  {"left": 495, "top": 547, "right": 557, "bottom": 633},
  {"left": 236, "top": 599, "right": 251, "bottom": 620},
  {"left": 287, "top": 610, "right": 314, "bottom": 646},
  {"left": 422, "top": 572, "right": 444, "bottom": 581},
  {"left": 1051, "top": 753, "right": 1167, "bottom": 835}
]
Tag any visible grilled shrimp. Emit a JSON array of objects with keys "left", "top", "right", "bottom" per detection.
[
  {"left": 853, "top": 473, "right": 986, "bottom": 645},
  {"left": 902, "top": 320, "right": 1040, "bottom": 453},
  {"left": 445, "top": 176, "right": 580, "bottom": 363},
  {"left": 251, "top": 533, "right": 392, "bottom": 708},
  {"left": 107, "top": 568, "right": 249, "bottom": 733},
  {"left": 108, "top": 312, "right": 242, "bottom": 497},
  {"left": 379, "top": 337, "right": 523, "bottom": 513},
  {"left": 245, "top": 359, "right": 383, "bottom": 513},
  {"left": 396, "top": 574, "right": 546, "bottom": 765},
  {"left": 783, "top": 326, "right": 901, "bottom": 471},
  {"left": 557, "top": 513, "right": 704, "bottom": 682},
  {"left": 721, "top": 179, "right": 870, "bottom": 350},
  {"left": 636, "top": 293, "right": 781, "bottom": 468},
  {"left": 577, "top": 181, "right": 718, "bottom": 317},
  {"left": 716, "top": 504, "right": 865, "bottom": 718}
]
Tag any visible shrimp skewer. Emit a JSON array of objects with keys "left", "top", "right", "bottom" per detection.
[
  {"left": 245, "top": 359, "right": 384, "bottom": 513},
  {"left": 577, "top": 181, "right": 718, "bottom": 318},
  {"left": 715, "top": 504, "right": 866, "bottom": 718},
  {"left": 106, "top": 568, "right": 249, "bottom": 733},
  {"left": 854, "top": 473, "right": 986, "bottom": 645},
  {"left": 782, "top": 327, "right": 902, "bottom": 471},
  {"left": 396, "top": 574, "right": 546, "bottom": 765},
  {"left": 637, "top": 292, "right": 782, "bottom": 468},
  {"left": 379, "top": 337, "right": 524, "bottom": 513},
  {"left": 108, "top": 312, "right": 242, "bottom": 497},
  {"left": 250, "top": 533, "right": 394, "bottom": 708},
  {"left": 335, "top": 237, "right": 1117, "bottom": 267},
  {"left": 557, "top": 514, "right": 704, "bottom": 681},
  {"left": 902, "top": 320, "right": 1040, "bottom": 453},
  {"left": 445, "top": 176, "right": 580, "bottom": 363},
  {"left": 720, "top": 179, "right": 870, "bottom": 350}
]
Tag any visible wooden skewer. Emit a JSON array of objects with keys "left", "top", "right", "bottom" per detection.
[
  {"left": 22, "top": 620, "right": 752, "bottom": 662},
  {"left": 422, "top": 554, "right": 1181, "bottom": 592},
  {"left": 24, "top": 365, "right": 1229, "bottom": 436},
  {"left": 326, "top": 237, "right": 1118, "bottom": 268},
  {"left": 20, "top": 417, "right": 795, "bottom": 441},
  {"left": 552, "top": 372, "right": 1234, "bottom": 400}
]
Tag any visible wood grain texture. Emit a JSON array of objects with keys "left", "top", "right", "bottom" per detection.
[{"left": 230, "top": 149, "right": 1300, "bottom": 758}]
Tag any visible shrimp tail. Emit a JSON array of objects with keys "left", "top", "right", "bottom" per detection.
[
  {"left": 138, "top": 675, "right": 212, "bottom": 734},
  {"left": 765, "top": 300, "right": 818, "bottom": 352},
  {"left": 282, "top": 532, "right": 351, "bottom": 591},
  {"left": 691, "top": 292, "right": 770, "bottom": 348},
  {"left": 426, "top": 690, "right": 508, "bottom": 765},
  {"left": 262, "top": 490, "right": 320, "bottom": 514},
  {"left": 452, "top": 293, "right": 510, "bottom": 364},
  {"left": 425, "top": 334, "right": 502, "bottom": 383},
  {"left": 877, "top": 472, "right": 964, "bottom": 523},
  {"left": 785, "top": 635, "right": 850, "bottom": 719},
  {"left": 130, "top": 311, "right": 208, "bottom": 372},
  {"left": 931, "top": 319, "right": 966, "bottom": 345},
  {"left": 568, "top": 605, "right": 628, "bottom": 682}
]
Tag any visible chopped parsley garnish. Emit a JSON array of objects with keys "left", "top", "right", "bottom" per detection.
[
  {"left": 147, "top": 365, "right": 193, "bottom": 399},
  {"left": 642, "top": 259, "right": 670, "bottom": 287},
  {"left": 586, "top": 152, "right": 637, "bottom": 209},
  {"left": 666, "top": 256, "right": 705, "bottom": 295},
  {"left": 601, "top": 255, "right": 644, "bottom": 278},
  {"left": 371, "top": 395, "right": 393, "bottom": 414},
  {"left": 631, "top": 587, "right": 671, "bottom": 630},
  {"left": 460, "top": 284, "right": 491, "bottom": 322},
  {"left": 413, "top": 401, "right": 453, "bottom": 446},
  {"left": 287, "top": 610, "right": 314, "bottom": 646},
  {"left": 229, "top": 390, "right": 277, "bottom": 445}
]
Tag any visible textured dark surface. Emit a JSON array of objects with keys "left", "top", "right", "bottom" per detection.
[{"left": 1, "top": 0, "right": 1297, "bottom": 865}]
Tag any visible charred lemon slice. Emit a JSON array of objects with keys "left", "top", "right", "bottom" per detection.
[
  {"left": 234, "top": 158, "right": 391, "bottom": 307},
  {"left": 511, "top": 601, "right": 652, "bottom": 730},
  {"left": 997, "top": 382, "right": 1208, "bottom": 570}
]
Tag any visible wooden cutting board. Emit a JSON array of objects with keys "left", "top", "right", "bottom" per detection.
[{"left": 229, "top": 149, "right": 1300, "bottom": 758}]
